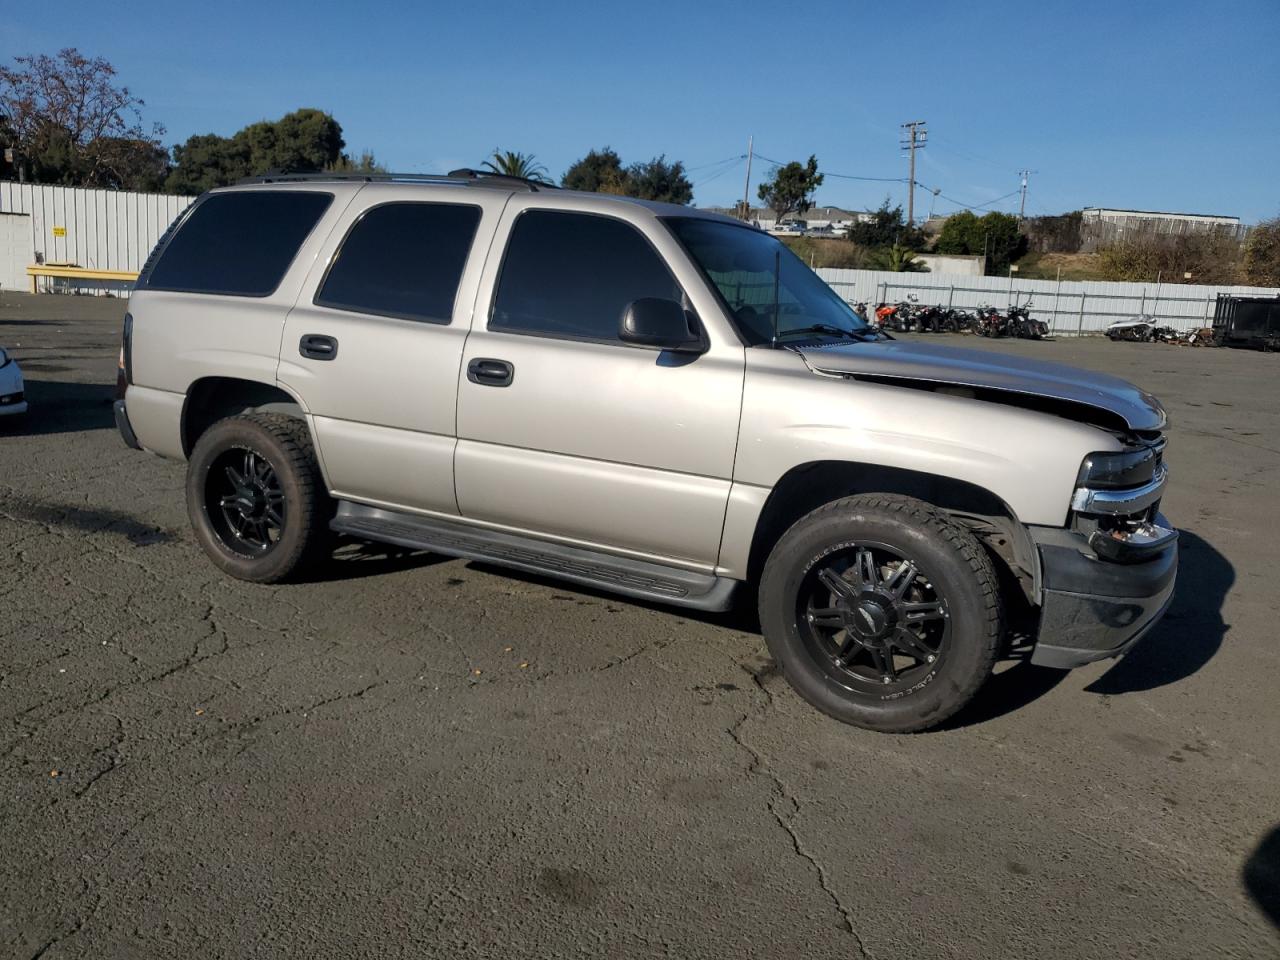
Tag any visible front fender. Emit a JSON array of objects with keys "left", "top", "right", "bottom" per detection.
[{"left": 735, "top": 350, "right": 1119, "bottom": 528}]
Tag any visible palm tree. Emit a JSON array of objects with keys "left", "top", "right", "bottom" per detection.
[
  {"left": 482, "top": 149, "right": 549, "bottom": 183},
  {"left": 870, "top": 243, "right": 929, "bottom": 273}
]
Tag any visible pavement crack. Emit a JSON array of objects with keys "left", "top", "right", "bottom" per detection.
[{"left": 727, "top": 665, "right": 873, "bottom": 960}]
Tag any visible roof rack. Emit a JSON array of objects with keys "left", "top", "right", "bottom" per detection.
[
  {"left": 236, "top": 168, "right": 557, "bottom": 192},
  {"left": 447, "top": 168, "right": 559, "bottom": 191}
]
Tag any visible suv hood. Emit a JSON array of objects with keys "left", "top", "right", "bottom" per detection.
[{"left": 796, "top": 339, "right": 1166, "bottom": 432}]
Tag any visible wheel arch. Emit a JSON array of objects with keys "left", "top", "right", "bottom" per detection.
[
  {"left": 742, "top": 460, "right": 1039, "bottom": 603},
  {"left": 181, "top": 376, "right": 309, "bottom": 457}
]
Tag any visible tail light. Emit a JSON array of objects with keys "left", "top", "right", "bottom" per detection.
[{"left": 116, "top": 312, "right": 133, "bottom": 400}]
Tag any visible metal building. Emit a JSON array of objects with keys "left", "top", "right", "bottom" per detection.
[{"left": 0, "top": 181, "right": 194, "bottom": 293}]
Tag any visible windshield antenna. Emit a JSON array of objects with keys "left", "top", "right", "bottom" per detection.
[{"left": 770, "top": 247, "right": 781, "bottom": 348}]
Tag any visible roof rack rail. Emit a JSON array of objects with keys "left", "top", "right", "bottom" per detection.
[
  {"left": 235, "top": 169, "right": 558, "bottom": 192},
  {"left": 446, "top": 168, "right": 559, "bottom": 191}
]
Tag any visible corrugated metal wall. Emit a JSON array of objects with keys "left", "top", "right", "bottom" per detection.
[
  {"left": 816, "top": 268, "right": 1280, "bottom": 335},
  {"left": 0, "top": 181, "right": 194, "bottom": 274}
]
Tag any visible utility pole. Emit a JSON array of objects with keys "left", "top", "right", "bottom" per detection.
[
  {"left": 1017, "top": 169, "right": 1036, "bottom": 220},
  {"left": 740, "top": 135, "right": 754, "bottom": 221},
  {"left": 900, "top": 120, "right": 927, "bottom": 225}
]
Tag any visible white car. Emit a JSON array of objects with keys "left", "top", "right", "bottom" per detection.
[{"left": 0, "top": 347, "right": 27, "bottom": 418}]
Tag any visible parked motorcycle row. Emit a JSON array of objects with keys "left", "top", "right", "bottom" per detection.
[
  {"left": 1105, "top": 315, "right": 1217, "bottom": 346},
  {"left": 855, "top": 297, "right": 1050, "bottom": 339}
]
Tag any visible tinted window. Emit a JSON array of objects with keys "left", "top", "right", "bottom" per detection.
[
  {"left": 491, "top": 211, "right": 681, "bottom": 341},
  {"left": 316, "top": 202, "right": 481, "bottom": 324},
  {"left": 144, "top": 191, "right": 332, "bottom": 296}
]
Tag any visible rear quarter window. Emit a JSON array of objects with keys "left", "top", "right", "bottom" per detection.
[{"left": 141, "top": 191, "right": 332, "bottom": 297}]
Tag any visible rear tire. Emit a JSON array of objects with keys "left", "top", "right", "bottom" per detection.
[
  {"left": 758, "top": 495, "right": 1003, "bottom": 733},
  {"left": 186, "top": 413, "right": 331, "bottom": 583}
]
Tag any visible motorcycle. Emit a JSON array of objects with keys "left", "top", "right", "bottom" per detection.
[
  {"left": 971, "top": 304, "right": 1009, "bottom": 338},
  {"left": 1007, "top": 301, "right": 1048, "bottom": 339},
  {"left": 915, "top": 304, "right": 950, "bottom": 333}
]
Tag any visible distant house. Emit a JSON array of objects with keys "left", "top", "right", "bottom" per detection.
[{"left": 699, "top": 205, "right": 873, "bottom": 235}]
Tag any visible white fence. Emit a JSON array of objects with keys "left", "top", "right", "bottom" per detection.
[
  {"left": 0, "top": 181, "right": 194, "bottom": 292},
  {"left": 816, "top": 268, "right": 1280, "bottom": 335}
]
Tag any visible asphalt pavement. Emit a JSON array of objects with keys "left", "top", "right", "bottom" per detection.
[{"left": 1, "top": 292, "right": 1277, "bottom": 958}]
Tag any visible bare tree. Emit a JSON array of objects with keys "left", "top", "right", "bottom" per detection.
[{"left": 0, "top": 48, "right": 165, "bottom": 187}]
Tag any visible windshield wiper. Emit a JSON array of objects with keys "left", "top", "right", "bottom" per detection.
[{"left": 777, "top": 323, "right": 869, "bottom": 341}]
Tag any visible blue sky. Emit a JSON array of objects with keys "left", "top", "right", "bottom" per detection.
[{"left": 4, "top": 0, "right": 1277, "bottom": 221}]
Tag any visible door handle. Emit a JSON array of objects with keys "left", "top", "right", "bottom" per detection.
[
  {"left": 467, "top": 358, "right": 514, "bottom": 387},
  {"left": 299, "top": 334, "right": 338, "bottom": 361}
]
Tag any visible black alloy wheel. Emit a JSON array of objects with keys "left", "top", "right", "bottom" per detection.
[
  {"left": 205, "top": 446, "right": 286, "bottom": 556},
  {"left": 798, "top": 541, "right": 949, "bottom": 694}
]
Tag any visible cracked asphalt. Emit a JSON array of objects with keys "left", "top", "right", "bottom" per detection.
[{"left": 1, "top": 291, "right": 1278, "bottom": 959}]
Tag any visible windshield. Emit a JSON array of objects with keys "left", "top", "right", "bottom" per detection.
[{"left": 664, "top": 217, "right": 871, "bottom": 346}]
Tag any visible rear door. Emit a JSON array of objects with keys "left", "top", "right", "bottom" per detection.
[{"left": 278, "top": 185, "right": 504, "bottom": 515}]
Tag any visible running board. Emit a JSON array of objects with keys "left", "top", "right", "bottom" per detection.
[{"left": 330, "top": 502, "right": 738, "bottom": 612}]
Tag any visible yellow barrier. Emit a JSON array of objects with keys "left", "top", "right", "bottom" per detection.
[{"left": 27, "top": 264, "right": 139, "bottom": 293}]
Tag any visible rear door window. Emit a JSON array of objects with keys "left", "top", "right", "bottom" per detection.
[
  {"left": 142, "top": 191, "right": 332, "bottom": 296},
  {"left": 490, "top": 210, "right": 681, "bottom": 342},
  {"left": 315, "top": 202, "right": 481, "bottom": 324}
]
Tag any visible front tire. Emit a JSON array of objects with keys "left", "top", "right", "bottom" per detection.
[
  {"left": 185, "top": 413, "right": 331, "bottom": 583},
  {"left": 758, "top": 495, "right": 1003, "bottom": 733}
]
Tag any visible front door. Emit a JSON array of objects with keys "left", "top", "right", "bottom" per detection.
[{"left": 456, "top": 202, "right": 745, "bottom": 569}]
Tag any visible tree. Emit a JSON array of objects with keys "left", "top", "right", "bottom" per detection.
[
  {"left": 757, "top": 155, "right": 823, "bottom": 222},
  {"left": 0, "top": 47, "right": 165, "bottom": 187},
  {"left": 482, "top": 149, "right": 549, "bottom": 182},
  {"left": 327, "top": 150, "right": 388, "bottom": 174},
  {"left": 868, "top": 243, "right": 929, "bottom": 272},
  {"left": 1023, "top": 210, "right": 1083, "bottom": 253},
  {"left": 623, "top": 155, "right": 692, "bottom": 205},
  {"left": 561, "top": 147, "right": 626, "bottom": 192},
  {"left": 936, "top": 210, "right": 1027, "bottom": 274},
  {"left": 1096, "top": 232, "right": 1241, "bottom": 285},
  {"left": 846, "top": 198, "right": 926, "bottom": 250},
  {"left": 166, "top": 108, "right": 346, "bottom": 193},
  {"left": 1242, "top": 216, "right": 1280, "bottom": 287},
  {"left": 167, "top": 133, "right": 251, "bottom": 193},
  {"left": 560, "top": 148, "right": 693, "bottom": 204}
]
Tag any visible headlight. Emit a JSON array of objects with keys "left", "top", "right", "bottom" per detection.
[{"left": 1076, "top": 445, "right": 1161, "bottom": 489}]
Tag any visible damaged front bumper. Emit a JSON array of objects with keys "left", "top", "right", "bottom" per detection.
[{"left": 1027, "top": 517, "right": 1178, "bottom": 670}]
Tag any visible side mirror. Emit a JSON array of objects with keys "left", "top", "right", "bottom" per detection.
[{"left": 619, "top": 298, "right": 703, "bottom": 352}]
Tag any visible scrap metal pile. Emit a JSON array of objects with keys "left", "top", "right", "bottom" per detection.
[{"left": 1105, "top": 316, "right": 1217, "bottom": 346}]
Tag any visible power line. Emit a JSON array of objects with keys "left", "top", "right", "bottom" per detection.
[
  {"left": 918, "top": 183, "right": 1022, "bottom": 214},
  {"left": 683, "top": 154, "right": 747, "bottom": 173},
  {"left": 748, "top": 146, "right": 1018, "bottom": 216},
  {"left": 692, "top": 156, "right": 744, "bottom": 187},
  {"left": 753, "top": 152, "right": 907, "bottom": 183}
]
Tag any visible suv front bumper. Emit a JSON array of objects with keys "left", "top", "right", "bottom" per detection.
[{"left": 1028, "top": 518, "right": 1178, "bottom": 670}]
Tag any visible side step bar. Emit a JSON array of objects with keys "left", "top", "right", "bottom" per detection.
[{"left": 330, "top": 502, "right": 738, "bottom": 612}]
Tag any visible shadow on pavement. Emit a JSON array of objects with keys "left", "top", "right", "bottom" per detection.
[
  {"left": 0, "top": 495, "right": 176, "bottom": 545},
  {"left": 308, "top": 538, "right": 451, "bottom": 582},
  {"left": 1244, "top": 825, "right": 1280, "bottom": 930},
  {"left": 0, "top": 379, "right": 115, "bottom": 436},
  {"left": 1086, "top": 530, "right": 1231, "bottom": 695},
  {"left": 945, "top": 661, "right": 1068, "bottom": 729}
]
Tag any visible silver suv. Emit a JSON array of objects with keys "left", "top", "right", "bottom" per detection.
[{"left": 115, "top": 170, "right": 1177, "bottom": 732}]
